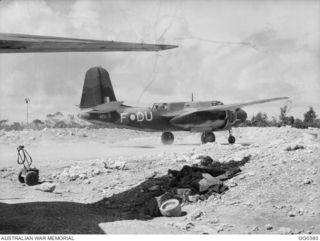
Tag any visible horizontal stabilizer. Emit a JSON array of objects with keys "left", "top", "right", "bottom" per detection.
[
  {"left": 87, "top": 101, "right": 123, "bottom": 114},
  {"left": 0, "top": 33, "right": 178, "bottom": 53}
]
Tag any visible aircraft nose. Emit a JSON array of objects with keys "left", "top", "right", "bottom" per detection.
[
  {"left": 78, "top": 112, "right": 90, "bottom": 120},
  {"left": 236, "top": 108, "right": 247, "bottom": 122}
]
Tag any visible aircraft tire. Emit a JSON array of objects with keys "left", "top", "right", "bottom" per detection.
[
  {"left": 228, "top": 135, "right": 236, "bottom": 144},
  {"left": 201, "top": 132, "right": 215, "bottom": 144},
  {"left": 161, "top": 132, "right": 174, "bottom": 145},
  {"left": 25, "top": 171, "right": 39, "bottom": 186}
]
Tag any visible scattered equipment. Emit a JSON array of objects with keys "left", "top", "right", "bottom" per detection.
[
  {"left": 160, "top": 199, "right": 181, "bottom": 217},
  {"left": 17, "top": 145, "right": 39, "bottom": 186}
]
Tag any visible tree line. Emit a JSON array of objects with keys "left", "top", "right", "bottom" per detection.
[{"left": 243, "top": 106, "right": 320, "bottom": 128}]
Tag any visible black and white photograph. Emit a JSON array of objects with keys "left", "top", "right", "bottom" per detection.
[{"left": 0, "top": 0, "right": 319, "bottom": 237}]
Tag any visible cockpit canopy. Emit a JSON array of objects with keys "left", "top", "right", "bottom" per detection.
[
  {"left": 152, "top": 101, "right": 224, "bottom": 111},
  {"left": 152, "top": 103, "right": 168, "bottom": 111}
]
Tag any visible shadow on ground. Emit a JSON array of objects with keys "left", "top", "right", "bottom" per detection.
[
  {"left": 0, "top": 176, "right": 170, "bottom": 234},
  {"left": 0, "top": 157, "right": 250, "bottom": 234}
]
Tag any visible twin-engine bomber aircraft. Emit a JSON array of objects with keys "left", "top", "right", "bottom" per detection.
[
  {"left": 0, "top": 32, "right": 288, "bottom": 144},
  {"left": 78, "top": 67, "right": 289, "bottom": 144}
]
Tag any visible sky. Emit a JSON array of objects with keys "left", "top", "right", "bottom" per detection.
[{"left": 0, "top": 0, "right": 319, "bottom": 122}]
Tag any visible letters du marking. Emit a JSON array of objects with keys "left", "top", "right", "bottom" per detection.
[{"left": 120, "top": 112, "right": 153, "bottom": 122}]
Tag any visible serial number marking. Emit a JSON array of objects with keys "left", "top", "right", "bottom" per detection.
[{"left": 298, "top": 236, "right": 319, "bottom": 240}]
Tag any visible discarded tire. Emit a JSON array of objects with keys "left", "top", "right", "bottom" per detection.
[
  {"left": 160, "top": 199, "right": 181, "bottom": 217},
  {"left": 25, "top": 171, "right": 39, "bottom": 186}
]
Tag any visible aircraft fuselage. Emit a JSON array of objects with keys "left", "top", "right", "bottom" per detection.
[{"left": 79, "top": 101, "right": 247, "bottom": 133}]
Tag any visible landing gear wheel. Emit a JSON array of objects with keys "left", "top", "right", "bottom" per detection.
[
  {"left": 18, "top": 170, "right": 25, "bottom": 183},
  {"left": 201, "top": 132, "right": 215, "bottom": 144},
  {"left": 228, "top": 135, "right": 236, "bottom": 144},
  {"left": 161, "top": 132, "right": 174, "bottom": 145},
  {"left": 24, "top": 171, "right": 39, "bottom": 186}
]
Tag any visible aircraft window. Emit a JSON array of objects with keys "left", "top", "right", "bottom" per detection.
[
  {"left": 159, "top": 103, "right": 167, "bottom": 110},
  {"left": 152, "top": 103, "right": 167, "bottom": 110},
  {"left": 211, "top": 101, "right": 223, "bottom": 106},
  {"left": 152, "top": 104, "right": 159, "bottom": 110}
]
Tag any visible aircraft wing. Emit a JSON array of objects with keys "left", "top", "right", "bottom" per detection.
[
  {"left": 161, "top": 108, "right": 197, "bottom": 118},
  {"left": 87, "top": 101, "right": 123, "bottom": 114},
  {"left": 170, "top": 97, "right": 289, "bottom": 121},
  {"left": 0, "top": 33, "right": 178, "bottom": 53}
]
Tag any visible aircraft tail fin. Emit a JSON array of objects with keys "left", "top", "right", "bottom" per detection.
[{"left": 80, "top": 67, "right": 117, "bottom": 108}]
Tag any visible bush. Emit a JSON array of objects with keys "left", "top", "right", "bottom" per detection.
[
  {"left": 250, "top": 112, "right": 270, "bottom": 127},
  {"left": 303, "top": 107, "right": 318, "bottom": 127}
]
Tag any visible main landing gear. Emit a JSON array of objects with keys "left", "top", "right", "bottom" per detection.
[
  {"left": 161, "top": 131, "right": 174, "bottom": 145},
  {"left": 200, "top": 130, "right": 236, "bottom": 144},
  {"left": 161, "top": 130, "right": 236, "bottom": 145},
  {"left": 228, "top": 130, "right": 236, "bottom": 144},
  {"left": 201, "top": 131, "right": 216, "bottom": 144}
]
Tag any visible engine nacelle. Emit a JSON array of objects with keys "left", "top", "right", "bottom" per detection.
[{"left": 227, "top": 110, "right": 237, "bottom": 125}]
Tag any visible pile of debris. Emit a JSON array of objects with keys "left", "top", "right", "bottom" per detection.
[{"left": 146, "top": 155, "right": 251, "bottom": 217}]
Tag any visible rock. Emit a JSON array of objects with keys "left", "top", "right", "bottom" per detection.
[
  {"left": 266, "top": 224, "right": 273, "bottom": 230},
  {"left": 85, "top": 179, "right": 91, "bottom": 184},
  {"left": 288, "top": 211, "right": 296, "bottom": 217},
  {"left": 304, "top": 178, "right": 313, "bottom": 185},
  {"left": 105, "top": 160, "right": 127, "bottom": 170},
  {"left": 34, "top": 182, "right": 56, "bottom": 192},
  {"left": 69, "top": 173, "right": 80, "bottom": 181},
  {"left": 298, "top": 208, "right": 304, "bottom": 216},
  {"left": 273, "top": 204, "right": 286, "bottom": 209},
  {"left": 285, "top": 145, "right": 305, "bottom": 151},
  {"left": 252, "top": 226, "right": 259, "bottom": 232},
  {"left": 79, "top": 174, "right": 88, "bottom": 180},
  {"left": 209, "top": 217, "right": 219, "bottom": 224},
  {"left": 245, "top": 201, "right": 253, "bottom": 207},
  {"left": 187, "top": 209, "right": 204, "bottom": 221},
  {"left": 188, "top": 194, "right": 200, "bottom": 202},
  {"left": 184, "top": 222, "right": 194, "bottom": 231},
  {"left": 227, "top": 181, "right": 238, "bottom": 187},
  {"left": 92, "top": 169, "right": 101, "bottom": 175},
  {"left": 239, "top": 174, "right": 247, "bottom": 180},
  {"left": 277, "top": 227, "right": 292, "bottom": 234},
  {"left": 293, "top": 229, "right": 304, "bottom": 234},
  {"left": 312, "top": 168, "right": 318, "bottom": 175}
]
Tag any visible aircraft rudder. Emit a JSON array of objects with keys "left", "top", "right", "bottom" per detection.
[{"left": 80, "top": 66, "right": 117, "bottom": 108}]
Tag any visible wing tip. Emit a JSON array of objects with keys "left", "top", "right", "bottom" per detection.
[{"left": 158, "top": 44, "right": 179, "bottom": 51}]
